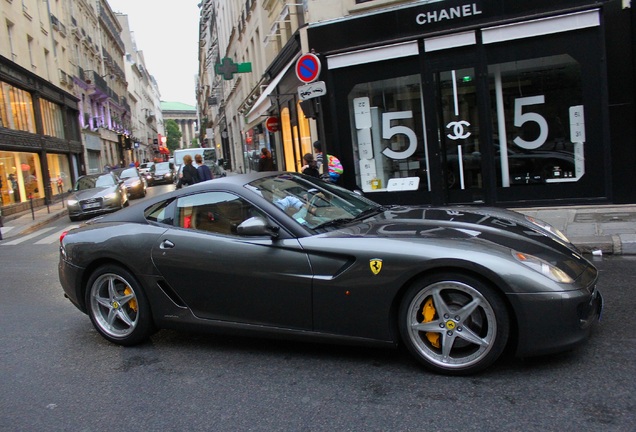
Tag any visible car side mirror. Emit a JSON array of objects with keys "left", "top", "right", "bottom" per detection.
[{"left": 237, "top": 216, "right": 279, "bottom": 238}]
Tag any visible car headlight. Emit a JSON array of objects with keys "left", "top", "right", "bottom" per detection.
[
  {"left": 525, "top": 215, "right": 570, "bottom": 243},
  {"left": 67, "top": 198, "right": 78, "bottom": 206},
  {"left": 513, "top": 251, "right": 574, "bottom": 283}
]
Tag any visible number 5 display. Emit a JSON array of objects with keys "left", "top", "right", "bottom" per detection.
[
  {"left": 513, "top": 96, "right": 548, "bottom": 150},
  {"left": 381, "top": 111, "right": 417, "bottom": 159}
]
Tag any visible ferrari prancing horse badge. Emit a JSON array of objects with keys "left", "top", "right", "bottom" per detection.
[{"left": 370, "top": 259, "right": 383, "bottom": 275}]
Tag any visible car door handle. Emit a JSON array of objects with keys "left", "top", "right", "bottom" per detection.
[{"left": 160, "top": 239, "right": 175, "bottom": 249}]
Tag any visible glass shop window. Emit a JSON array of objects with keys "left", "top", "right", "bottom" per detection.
[
  {"left": 488, "top": 55, "right": 584, "bottom": 187},
  {"left": 348, "top": 74, "right": 429, "bottom": 193}
]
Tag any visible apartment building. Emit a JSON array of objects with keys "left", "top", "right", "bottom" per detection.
[
  {"left": 116, "top": 11, "right": 165, "bottom": 164},
  {"left": 0, "top": 0, "right": 164, "bottom": 216}
]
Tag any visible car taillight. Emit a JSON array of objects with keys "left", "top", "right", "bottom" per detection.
[{"left": 59, "top": 231, "right": 68, "bottom": 244}]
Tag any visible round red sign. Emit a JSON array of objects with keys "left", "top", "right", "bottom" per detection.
[
  {"left": 265, "top": 116, "right": 279, "bottom": 133},
  {"left": 295, "top": 53, "right": 321, "bottom": 83}
]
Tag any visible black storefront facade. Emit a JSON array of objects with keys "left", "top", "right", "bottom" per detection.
[
  {"left": 306, "top": 0, "right": 635, "bottom": 208},
  {"left": 0, "top": 55, "right": 83, "bottom": 216}
]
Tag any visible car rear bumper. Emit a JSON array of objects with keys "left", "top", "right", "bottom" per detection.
[
  {"left": 58, "top": 257, "right": 86, "bottom": 313},
  {"left": 509, "top": 285, "right": 602, "bottom": 357}
]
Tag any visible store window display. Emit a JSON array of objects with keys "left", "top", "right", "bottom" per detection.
[
  {"left": 488, "top": 54, "right": 583, "bottom": 187},
  {"left": 0, "top": 152, "right": 43, "bottom": 206},
  {"left": 348, "top": 74, "right": 428, "bottom": 193}
]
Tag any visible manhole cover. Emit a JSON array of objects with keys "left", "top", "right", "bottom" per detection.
[{"left": 574, "top": 212, "right": 636, "bottom": 223}]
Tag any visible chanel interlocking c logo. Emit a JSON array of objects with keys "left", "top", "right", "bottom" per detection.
[{"left": 446, "top": 120, "right": 471, "bottom": 140}]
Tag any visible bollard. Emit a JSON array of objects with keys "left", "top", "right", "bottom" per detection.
[
  {"left": 29, "top": 195, "right": 35, "bottom": 220},
  {"left": 0, "top": 208, "right": 3, "bottom": 240}
]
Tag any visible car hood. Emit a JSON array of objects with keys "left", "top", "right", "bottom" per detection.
[
  {"left": 122, "top": 178, "right": 140, "bottom": 185},
  {"left": 71, "top": 187, "right": 117, "bottom": 200},
  {"left": 329, "top": 205, "right": 580, "bottom": 259}
]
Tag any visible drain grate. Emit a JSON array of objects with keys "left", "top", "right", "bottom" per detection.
[{"left": 574, "top": 212, "right": 636, "bottom": 223}]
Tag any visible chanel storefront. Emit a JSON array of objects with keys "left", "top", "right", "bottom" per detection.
[{"left": 307, "top": 0, "right": 635, "bottom": 207}]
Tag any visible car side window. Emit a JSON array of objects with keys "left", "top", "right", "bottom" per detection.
[
  {"left": 145, "top": 199, "right": 177, "bottom": 225},
  {"left": 176, "top": 191, "right": 264, "bottom": 235}
]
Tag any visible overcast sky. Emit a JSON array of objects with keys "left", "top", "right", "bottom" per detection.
[{"left": 106, "top": 0, "right": 200, "bottom": 106}]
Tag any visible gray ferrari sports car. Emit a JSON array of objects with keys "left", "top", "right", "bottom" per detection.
[{"left": 58, "top": 172, "right": 602, "bottom": 375}]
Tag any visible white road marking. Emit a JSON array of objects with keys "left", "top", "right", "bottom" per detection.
[
  {"left": 0, "top": 226, "right": 15, "bottom": 236},
  {"left": 1, "top": 227, "right": 56, "bottom": 245},
  {"left": 34, "top": 225, "right": 80, "bottom": 244}
]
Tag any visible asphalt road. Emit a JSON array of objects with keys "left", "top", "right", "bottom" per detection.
[{"left": 0, "top": 188, "right": 634, "bottom": 431}]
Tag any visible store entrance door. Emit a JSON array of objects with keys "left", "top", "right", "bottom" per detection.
[{"left": 427, "top": 62, "right": 490, "bottom": 205}]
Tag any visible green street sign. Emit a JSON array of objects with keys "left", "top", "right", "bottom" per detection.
[{"left": 215, "top": 58, "right": 252, "bottom": 80}]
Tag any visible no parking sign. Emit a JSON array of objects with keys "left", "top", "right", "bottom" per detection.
[{"left": 295, "top": 53, "right": 321, "bottom": 83}]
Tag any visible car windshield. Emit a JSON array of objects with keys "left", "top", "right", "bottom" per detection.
[
  {"left": 245, "top": 173, "right": 380, "bottom": 231},
  {"left": 118, "top": 168, "right": 138, "bottom": 179},
  {"left": 75, "top": 174, "right": 115, "bottom": 190},
  {"left": 155, "top": 162, "right": 170, "bottom": 171}
]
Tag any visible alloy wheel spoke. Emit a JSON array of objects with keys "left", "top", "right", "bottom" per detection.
[
  {"left": 413, "top": 321, "right": 444, "bottom": 333},
  {"left": 440, "top": 332, "right": 456, "bottom": 360},
  {"left": 116, "top": 308, "right": 134, "bottom": 327},
  {"left": 95, "top": 294, "right": 111, "bottom": 309},
  {"left": 431, "top": 288, "right": 451, "bottom": 318},
  {"left": 456, "top": 297, "right": 481, "bottom": 321},
  {"left": 456, "top": 325, "right": 489, "bottom": 347}
]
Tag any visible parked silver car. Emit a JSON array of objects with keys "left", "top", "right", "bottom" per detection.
[{"left": 67, "top": 172, "right": 129, "bottom": 221}]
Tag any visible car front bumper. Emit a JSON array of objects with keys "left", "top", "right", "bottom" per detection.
[{"left": 509, "top": 285, "right": 603, "bottom": 357}]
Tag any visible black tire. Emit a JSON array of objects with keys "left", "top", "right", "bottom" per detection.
[
  {"left": 85, "top": 264, "right": 154, "bottom": 346},
  {"left": 69, "top": 215, "right": 80, "bottom": 222},
  {"left": 398, "top": 273, "right": 509, "bottom": 375}
]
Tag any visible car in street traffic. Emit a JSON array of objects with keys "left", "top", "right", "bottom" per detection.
[
  {"left": 147, "top": 161, "right": 175, "bottom": 186},
  {"left": 58, "top": 172, "right": 602, "bottom": 375},
  {"left": 138, "top": 162, "right": 154, "bottom": 176},
  {"left": 66, "top": 172, "right": 129, "bottom": 221},
  {"left": 111, "top": 167, "right": 147, "bottom": 199}
]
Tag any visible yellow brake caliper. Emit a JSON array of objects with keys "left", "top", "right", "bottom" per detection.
[
  {"left": 124, "top": 287, "right": 138, "bottom": 312},
  {"left": 422, "top": 297, "right": 440, "bottom": 348}
]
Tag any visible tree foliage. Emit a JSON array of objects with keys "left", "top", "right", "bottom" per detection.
[{"left": 165, "top": 119, "right": 182, "bottom": 152}]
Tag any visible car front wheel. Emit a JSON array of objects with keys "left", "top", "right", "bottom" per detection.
[
  {"left": 85, "top": 264, "right": 154, "bottom": 346},
  {"left": 398, "top": 273, "right": 509, "bottom": 375}
]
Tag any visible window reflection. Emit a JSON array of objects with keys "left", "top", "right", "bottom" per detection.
[
  {"left": 489, "top": 55, "right": 584, "bottom": 187},
  {"left": 0, "top": 82, "right": 36, "bottom": 132},
  {"left": 348, "top": 74, "right": 429, "bottom": 193}
]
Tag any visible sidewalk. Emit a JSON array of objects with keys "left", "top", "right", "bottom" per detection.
[
  {"left": 1, "top": 201, "right": 636, "bottom": 254},
  {"left": 1, "top": 202, "right": 69, "bottom": 241}
]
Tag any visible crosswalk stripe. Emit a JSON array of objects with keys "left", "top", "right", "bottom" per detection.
[
  {"left": 1, "top": 227, "right": 56, "bottom": 245},
  {"left": 0, "top": 226, "right": 15, "bottom": 235},
  {"left": 34, "top": 225, "right": 80, "bottom": 244}
]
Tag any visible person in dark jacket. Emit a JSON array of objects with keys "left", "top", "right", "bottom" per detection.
[
  {"left": 195, "top": 153, "right": 213, "bottom": 181},
  {"left": 177, "top": 154, "right": 200, "bottom": 188},
  {"left": 301, "top": 153, "right": 320, "bottom": 178},
  {"left": 258, "top": 148, "right": 276, "bottom": 172}
]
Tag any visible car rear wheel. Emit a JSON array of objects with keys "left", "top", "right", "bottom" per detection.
[
  {"left": 398, "top": 273, "right": 509, "bottom": 375},
  {"left": 85, "top": 264, "right": 154, "bottom": 346}
]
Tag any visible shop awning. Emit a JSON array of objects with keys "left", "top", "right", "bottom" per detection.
[{"left": 246, "top": 54, "right": 300, "bottom": 125}]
